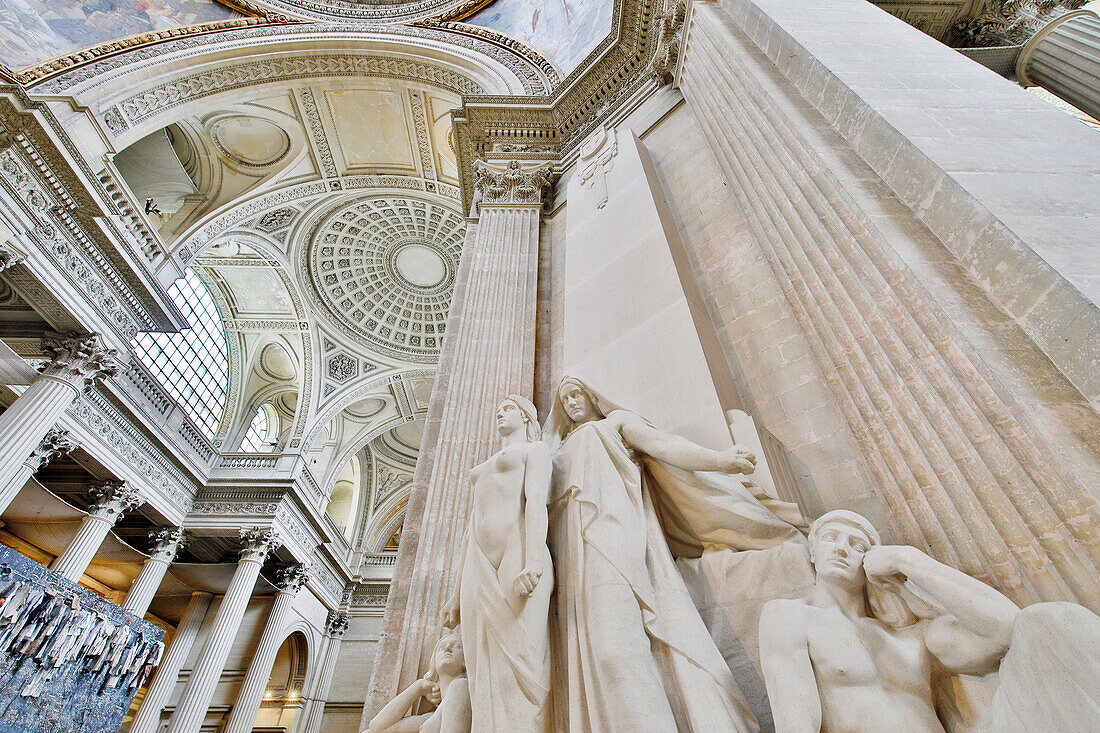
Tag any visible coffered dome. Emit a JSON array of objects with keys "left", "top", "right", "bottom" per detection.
[{"left": 303, "top": 195, "right": 465, "bottom": 362}]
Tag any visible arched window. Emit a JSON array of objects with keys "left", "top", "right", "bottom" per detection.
[
  {"left": 132, "top": 269, "right": 229, "bottom": 438},
  {"left": 240, "top": 403, "right": 279, "bottom": 453}
]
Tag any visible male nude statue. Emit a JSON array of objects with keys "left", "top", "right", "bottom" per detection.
[{"left": 759, "top": 510, "right": 1019, "bottom": 733}]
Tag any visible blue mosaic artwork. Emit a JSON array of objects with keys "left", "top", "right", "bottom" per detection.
[{"left": 0, "top": 545, "right": 164, "bottom": 733}]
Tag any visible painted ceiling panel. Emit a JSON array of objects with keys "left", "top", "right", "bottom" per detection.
[
  {"left": 467, "top": 0, "right": 614, "bottom": 74},
  {"left": 0, "top": 0, "right": 240, "bottom": 70}
]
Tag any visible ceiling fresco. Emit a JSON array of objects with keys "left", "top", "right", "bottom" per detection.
[
  {"left": 467, "top": 0, "right": 615, "bottom": 73},
  {"left": 0, "top": 0, "right": 241, "bottom": 70}
]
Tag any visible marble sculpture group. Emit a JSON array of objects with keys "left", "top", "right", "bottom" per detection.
[{"left": 369, "top": 376, "right": 1100, "bottom": 733}]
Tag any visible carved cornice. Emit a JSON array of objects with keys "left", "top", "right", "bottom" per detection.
[
  {"left": 452, "top": 0, "right": 663, "bottom": 209},
  {"left": 0, "top": 94, "right": 178, "bottom": 333}
]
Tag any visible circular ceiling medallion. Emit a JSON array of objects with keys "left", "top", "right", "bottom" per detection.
[
  {"left": 209, "top": 116, "right": 291, "bottom": 167},
  {"left": 304, "top": 195, "right": 465, "bottom": 361},
  {"left": 394, "top": 244, "right": 447, "bottom": 288}
]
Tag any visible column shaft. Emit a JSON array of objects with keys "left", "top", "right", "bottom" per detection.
[
  {"left": 0, "top": 377, "right": 77, "bottom": 507},
  {"left": 364, "top": 161, "right": 549, "bottom": 720},
  {"left": 1018, "top": 10, "right": 1100, "bottom": 122},
  {"left": 129, "top": 592, "right": 213, "bottom": 733},
  {"left": 49, "top": 515, "right": 113, "bottom": 581},
  {"left": 166, "top": 529, "right": 277, "bottom": 733},
  {"left": 122, "top": 558, "right": 172, "bottom": 617},
  {"left": 222, "top": 590, "right": 296, "bottom": 733}
]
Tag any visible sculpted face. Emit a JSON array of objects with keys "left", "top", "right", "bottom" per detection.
[
  {"left": 496, "top": 399, "right": 527, "bottom": 437},
  {"left": 559, "top": 383, "right": 600, "bottom": 424},
  {"left": 434, "top": 633, "right": 465, "bottom": 676},
  {"left": 811, "top": 521, "right": 873, "bottom": 587}
]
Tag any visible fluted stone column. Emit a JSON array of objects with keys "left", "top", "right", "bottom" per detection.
[
  {"left": 1018, "top": 9, "right": 1100, "bottom": 121},
  {"left": 222, "top": 563, "right": 310, "bottom": 733},
  {"left": 0, "top": 427, "right": 77, "bottom": 509},
  {"left": 295, "top": 611, "right": 350, "bottom": 733},
  {"left": 123, "top": 527, "right": 186, "bottom": 617},
  {"left": 50, "top": 481, "right": 143, "bottom": 581},
  {"left": 0, "top": 333, "right": 120, "bottom": 510},
  {"left": 129, "top": 591, "right": 214, "bottom": 733},
  {"left": 166, "top": 528, "right": 280, "bottom": 733},
  {"left": 363, "top": 159, "right": 553, "bottom": 720}
]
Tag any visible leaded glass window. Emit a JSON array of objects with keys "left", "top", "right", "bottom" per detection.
[{"left": 132, "top": 269, "right": 229, "bottom": 438}]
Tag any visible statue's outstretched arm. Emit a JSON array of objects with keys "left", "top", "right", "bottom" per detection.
[
  {"left": 760, "top": 599, "right": 821, "bottom": 733},
  {"left": 616, "top": 410, "right": 754, "bottom": 474}
]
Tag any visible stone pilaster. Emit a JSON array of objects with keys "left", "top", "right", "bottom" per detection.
[
  {"left": 297, "top": 611, "right": 351, "bottom": 733},
  {"left": 122, "top": 527, "right": 186, "bottom": 617},
  {"left": 363, "top": 159, "right": 553, "bottom": 721},
  {"left": 222, "top": 562, "right": 310, "bottom": 733},
  {"left": 1017, "top": 9, "right": 1100, "bottom": 121},
  {"left": 165, "top": 528, "right": 280, "bottom": 733},
  {"left": 677, "top": 0, "right": 1100, "bottom": 609},
  {"left": 129, "top": 591, "right": 214, "bottom": 733},
  {"left": 50, "top": 481, "right": 143, "bottom": 581},
  {"left": 0, "top": 427, "right": 77, "bottom": 510},
  {"left": 0, "top": 333, "right": 120, "bottom": 510}
]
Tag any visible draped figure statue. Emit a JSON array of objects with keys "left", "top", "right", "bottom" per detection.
[
  {"left": 543, "top": 376, "right": 806, "bottom": 733},
  {"left": 441, "top": 394, "right": 553, "bottom": 732}
]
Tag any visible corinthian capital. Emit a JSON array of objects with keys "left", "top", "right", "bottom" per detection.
[
  {"left": 40, "top": 332, "right": 123, "bottom": 392},
  {"left": 954, "top": 0, "right": 1087, "bottom": 46},
  {"left": 88, "top": 481, "right": 144, "bottom": 522},
  {"left": 325, "top": 610, "right": 351, "bottom": 637},
  {"left": 0, "top": 243, "right": 26, "bottom": 274},
  {"left": 24, "top": 427, "right": 78, "bottom": 472},
  {"left": 148, "top": 527, "right": 187, "bottom": 562},
  {"left": 473, "top": 159, "right": 556, "bottom": 210},
  {"left": 274, "top": 562, "right": 311, "bottom": 594},
  {"left": 239, "top": 527, "right": 281, "bottom": 562}
]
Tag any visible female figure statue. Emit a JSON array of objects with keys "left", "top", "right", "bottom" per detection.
[
  {"left": 441, "top": 394, "right": 553, "bottom": 732},
  {"left": 368, "top": 631, "right": 471, "bottom": 733},
  {"left": 544, "top": 376, "right": 806, "bottom": 733}
]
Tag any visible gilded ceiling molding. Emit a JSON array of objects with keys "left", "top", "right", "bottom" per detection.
[
  {"left": 242, "top": 0, "right": 471, "bottom": 22},
  {"left": 30, "top": 24, "right": 553, "bottom": 101},
  {"left": 13, "top": 17, "right": 299, "bottom": 87},
  {"left": 451, "top": 0, "right": 665, "bottom": 208},
  {"left": 414, "top": 19, "right": 563, "bottom": 86}
]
